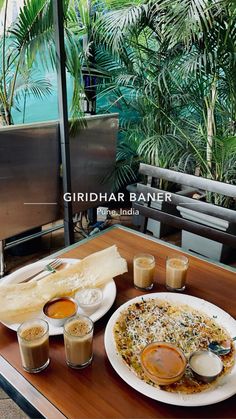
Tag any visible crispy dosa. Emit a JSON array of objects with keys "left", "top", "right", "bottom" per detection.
[{"left": 0, "top": 245, "right": 127, "bottom": 324}]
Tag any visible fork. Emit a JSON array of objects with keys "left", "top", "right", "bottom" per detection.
[{"left": 21, "top": 259, "right": 62, "bottom": 283}]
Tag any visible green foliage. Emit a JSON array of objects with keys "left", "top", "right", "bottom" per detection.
[
  {"left": 0, "top": 0, "right": 88, "bottom": 125},
  {"left": 0, "top": 0, "right": 54, "bottom": 124},
  {"left": 105, "top": 142, "right": 140, "bottom": 192},
  {"left": 1, "top": 0, "right": 235, "bottom": 205},
  {"left": 94, "top": 0, "right": 236, "bottom": 204}
]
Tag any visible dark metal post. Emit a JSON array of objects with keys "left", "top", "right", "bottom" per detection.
[{"left": 53, "top": 0, "right": 74, "bottom": 245}]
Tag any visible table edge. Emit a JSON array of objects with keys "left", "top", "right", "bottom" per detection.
[
  {"left": 0, "top": 356, "right": 66, "bottom": 419},
  {"left": 49, "top": 224, "right": 236, "bottom": 273},
  {"left": 1, "top": 224, "right": 235, "bottom": 417}
]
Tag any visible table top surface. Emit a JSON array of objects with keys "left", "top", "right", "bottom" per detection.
[{"left": 0, "top": 225, "right": 236, "bottom": 419}]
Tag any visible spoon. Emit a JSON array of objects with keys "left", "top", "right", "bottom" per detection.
[{"left": 208, "top": 337, "right": 236, "bottom": 356}]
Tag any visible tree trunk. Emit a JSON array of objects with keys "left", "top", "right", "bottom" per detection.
[
  {"left": 206, "top": 106, "right": 213, "bottom": 169},
  {"left": 0, "top": 114, "right": 5, "bottom": 126},
  {"left": 0, "top": 108, "right": 12, "bottom": 126},
  {"left": 206, "top": 80, "right": 217, "bottom": 171},
  {"left": 205, "top": 80, "right": 217, "bottom": 204},
  {"left": 4, "top": 105, "right": 12, "bottom": 125}
]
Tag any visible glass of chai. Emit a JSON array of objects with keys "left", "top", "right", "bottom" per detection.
[
  {"left": 17, "top": 319, "right": 50, "bottom": 373},
  {"left": 165, "top": 255, "right": 189, "bottom": 292},
  {"left": 133, "top": 253, "right": 155, "bottom": 291},
  {"left": 64, "top": 315, "right": 94, "bottom": 369}
]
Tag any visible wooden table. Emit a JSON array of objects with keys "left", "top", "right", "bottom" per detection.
[{"left": 0, "top": 225, "right": 236, "bottom": 418}]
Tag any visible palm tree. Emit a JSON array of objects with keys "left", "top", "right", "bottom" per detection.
[
  {"left": 0, "top": 0, "right": 54, "bottom": 125},
  {"left": 0, "top": 0, "right": 91, "bottom": 125},
  {"left": 94, "top": 0, "right": 236, "bottom": 199}
]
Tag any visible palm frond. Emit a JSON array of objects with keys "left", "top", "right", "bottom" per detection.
[
  {"left": 95, "top": 4, "right": 148, "bottom": 51},
  {"left": 13, "top": 69, "right": 52, "bottom": 102}
]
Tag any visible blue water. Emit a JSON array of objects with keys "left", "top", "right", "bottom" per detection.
[
  {"left": 12, "top": 70, "right": 73, "bottom": 124},
  {"left": 11, "top": 67, "right": 132, "bottom": 125}
]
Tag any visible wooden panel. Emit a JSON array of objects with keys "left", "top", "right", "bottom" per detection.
[
  {"left": 136, "top": 163, "right": 236, "bottom": 249},
  {"left": 0, "top": 226, "right": 236, "bottom": 419},
  {"left": 139, "top": 163, "right": 236, "bottom": 197},
  {"left": 137, "top": 183, "right": 236, "bottom": 223},
  {"left": 133, "top": 203, "right": 236, "bottom": 248}
]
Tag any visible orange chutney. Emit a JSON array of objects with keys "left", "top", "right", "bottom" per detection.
[
  {"left": 141, "top": 342, "right": 186, "bottom": 385},
  {"left": 45, "top": 298, "right": 77, "bottom": 319}
]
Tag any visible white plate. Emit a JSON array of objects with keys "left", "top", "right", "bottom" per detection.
[
  {"left": 1, "top": 258, "right": 116, "bottom": 335},
  {"left": 104, "top": 292, "right": 236, "bottom": 407}
]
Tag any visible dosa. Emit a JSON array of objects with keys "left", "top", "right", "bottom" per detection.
[{"left": 0, "top": 245, "right": 127, "bottom": 324}]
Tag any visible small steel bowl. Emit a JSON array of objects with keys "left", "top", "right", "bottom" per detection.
[
  {"left": 43, "top": 297, "right": 78, "bottom": 327},
  {"left": 189, "top": 350, "right": 223, "bottom": 383}
]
